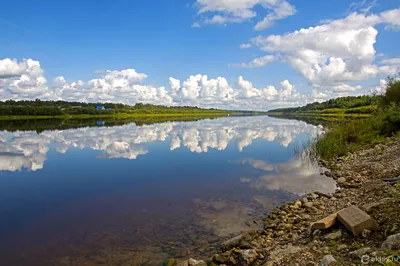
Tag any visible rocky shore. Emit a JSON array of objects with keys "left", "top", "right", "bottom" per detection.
[{"left": 177, "top": 138, "right": 400, "bottom": 266}]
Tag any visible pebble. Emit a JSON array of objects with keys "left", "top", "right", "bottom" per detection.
[
  {"left": 361, "top": 229, "right": 371, "bottom": 238},
  {"left": 188, "top": 258, "right": 207, "bottom": 266},
  {"left": 320, "top": 255, "right": 336, "bottom": 265},
  {"left": 304, "top": 202, "right": 314, "bottom": 208},
  {"left": 325, "top": 230, "right": 342, "bottom": 240},
  {"left": 337, "top": 244, "right": 347, "bottom": 251},
  {"left": 239, "top": 249, "right": 258, "bottom": 264},
  {"left": 337, "top": 177, "right": 347, "bottom": 184}
]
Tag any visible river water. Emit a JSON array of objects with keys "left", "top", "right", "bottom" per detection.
[{"left": 0, "top": 116, "right": 336, "bottom": 265}]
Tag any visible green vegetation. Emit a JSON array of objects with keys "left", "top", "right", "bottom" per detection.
[
  {"left": 314, "top": 76, "right": 400, "bottom": 160},
  {"left": 268, "top": 94, "right": 381, "bottom": 116},
  {"left": 0, "top": 99, "right": 267, "bottom": 120},
  {"left": 0, "top": 99, "right": 232, "bottom": 118}
]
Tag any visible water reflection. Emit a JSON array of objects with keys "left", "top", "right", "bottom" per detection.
[
  {"left": 235, "top": 158, "right": 334, "bottom": 195},
  {"left": 0, "top": 116, "right": 335, "bottom": 266},
  {"left": 0, "top": 116, "right": 322, "bottom": 172}
]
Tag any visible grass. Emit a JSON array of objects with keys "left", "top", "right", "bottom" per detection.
[
  {"left": 267, "top": 111, "right": 371, "bottom": 118},
  {"left": 309, "top": 75, "right": 400, "bottom": 160},
  {"left": 314, "top": 104, "right": 400, "bottom": 160}
]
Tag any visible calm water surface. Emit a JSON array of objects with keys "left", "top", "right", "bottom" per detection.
[{"left": 0, "top": 116, "right": 336, "bottom": 265}]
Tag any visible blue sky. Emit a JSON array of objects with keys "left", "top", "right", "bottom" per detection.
[{"left": 0, "top": 0, "right": 399, "bottom": 110}]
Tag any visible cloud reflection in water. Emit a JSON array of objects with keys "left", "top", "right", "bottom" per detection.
[{"left": 0, "top": 116, "right": 322, "bottom": 172}]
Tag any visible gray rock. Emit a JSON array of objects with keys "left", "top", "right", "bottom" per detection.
[
  {"left": 337, "top": 177, "right": 346, "bottom": 184},
  {"left": 349, "top": 247, "right": 371, "bottom": 258},
  {"left": 188, "top": 258, "right": 207, "bottom": 266},
  {"left": 337, "top": 244, "right": 347, "bottom": 251},
  {"left": 321, "top": 255, "right": 336, "bottom": 265},
  {"left": 325, "top": 230, "right": 342, "bottom": 240},
  {"left": 221, "top": 234, "right": 242, "bottom": 250},
  {"left": 269, "top": 244, "right": 302, "bottom": 264},
  {"left": 382, "top": 233, "right": 400, "bottom": 250}
]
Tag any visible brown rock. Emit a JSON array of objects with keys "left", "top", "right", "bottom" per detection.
[{"left": 311, "top": 213, "right": 338, "bottom": 230}]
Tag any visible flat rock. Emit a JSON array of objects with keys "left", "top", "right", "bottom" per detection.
[
  {"left": 312, "top": 213, "right": 338, "bottom": 230},
  {"left": 337, "top": 205, "right": 378, "bottom": 236},
  {"left": 269, "top": 244, "right": 302, "bottom": 263},
  {"left": 325, "top": 230, "right": 342, "bottom": 240}
]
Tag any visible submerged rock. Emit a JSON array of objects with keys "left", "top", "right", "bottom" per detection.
[{"left": 221, "top": 234, "right": 243, "bottom": 250}]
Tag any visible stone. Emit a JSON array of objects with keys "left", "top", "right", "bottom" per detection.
[
  {"left": 362, "top": 229, "right": 371, "bottom": 238},
  {"left": 239, "top": 249, "right": 258, "bottom": 264},
  {"left": 304, "top": 202, "right": 314, "bottom": 208},
  {"left": 312, "top": 213, "right": 338, "bottom": 230},
  {"left": 320, "top": 255, "right": 336, "bottom": 265},
  {"left": 213, "top": 254, "right": 230, "bottom": 264},
  {"left": 325, "top": 230, "right": 342, "bottom": 240},
  {"left": 361, "top": 198, "right": 391, "bottom": 212},
  {"left": 337, "top": 244, "right": 347, "bottom": 251},
  {"left": 284, "top": 223, "right": 293, "bottom": 230},
  {"left": 221, "top": 234, "right": 242, "bottom": 250},
  {"left": 176, "top": 260, "right": 189, "bottom": 266},
  {"left": 165, "top": 258, "right": 176, "bottom": 266},
  {"left": 337, "top": 205, "right": 378, "bottom": 236},
  {"left": 381, "top": 233, "right": 400, "bottom": 250},
  {"left": 295, "top": 200, "right": 302, "bottom": 207},
  {"left": 269, "top": 244, "right": 302, "bottom": 264},
  {"left": 325, "top": 171, "right": 333, "bottom": 177},
  {"left": 337, "top": 177, "right": 346, "bottom": 184},
  {"left": 188, "top": 258, "right": 207, "bottom": 266},
  {"left": 308, "top": 193, "right": 319, "bottom": 200},
  {"left": 349, "top": 247, "right": 371, "bottom": 259}
]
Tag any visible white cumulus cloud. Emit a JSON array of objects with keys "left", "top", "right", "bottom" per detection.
[{"left": 193, "top": 0, "right": 296, "bottom": 29}]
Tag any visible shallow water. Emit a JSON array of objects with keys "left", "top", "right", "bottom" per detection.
[{"left": 0, "top": 116, "right": 336, "bottom": 265}]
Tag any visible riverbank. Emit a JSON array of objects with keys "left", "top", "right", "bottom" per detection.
[
  {"left": 0, "top": 112, "right": 231, "bottom": 121},
  {"left": 267, "top": 112, "right": 371, "bottom": 118},
  {"left": 180, "top": 138, "right": 400, "bottom": 266}
]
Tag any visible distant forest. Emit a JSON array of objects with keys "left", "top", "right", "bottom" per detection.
[
  {"left": 268, "top": 95, "right": 381, "bottom": 115},
  {"left": 0, "top": 99, "right": 228, "bottom": 116}
]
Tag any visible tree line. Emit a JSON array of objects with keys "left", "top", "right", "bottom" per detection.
[
  {"left": 0, "top": 99, "right": 227, "bottom": 116},
  {"left": 268, "top": 95, "right": 381, "bottom": 114}
]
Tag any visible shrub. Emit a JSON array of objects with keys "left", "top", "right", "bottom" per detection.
[{"left": 380, "top": 75, "right": 400, "bottom": 107}]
